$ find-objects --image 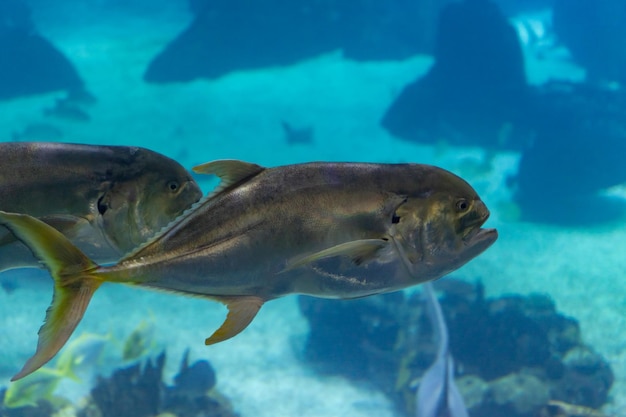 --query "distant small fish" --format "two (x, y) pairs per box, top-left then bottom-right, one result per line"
(63, 89), (98, 106)
(11, 123), (63, 142)
(416, 282), (469, 417)
(122, 318), (157, 362)
(0, 277), (18, 293)
(55, 332), (110, 382)
(2, 368), (64, 408)
(43, 101), (91, 122)
(281, 121), (314, 145)
(3, 331), (109, 408)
